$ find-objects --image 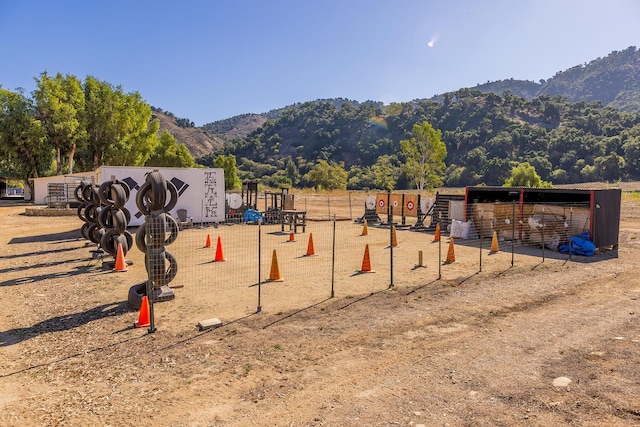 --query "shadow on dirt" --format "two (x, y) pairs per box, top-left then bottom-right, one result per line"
(0, 264), (103, 287)
(263, 298), (332, 329)
(434, 236), (618, 264)
(0, 258), (89, 276)
(0, 301), (129, 348)
(338, 288), (389, 311)
(9, 230), (81, 244)
(0, 246), (81, 260)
